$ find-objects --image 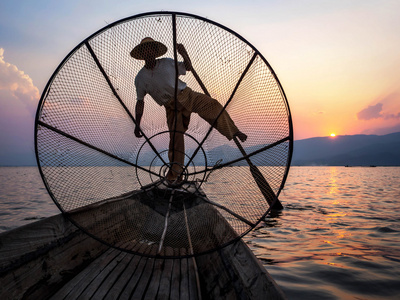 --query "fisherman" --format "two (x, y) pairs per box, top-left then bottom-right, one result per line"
(131, 37), (247, 183)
